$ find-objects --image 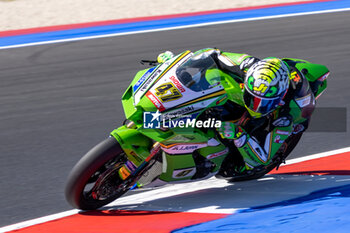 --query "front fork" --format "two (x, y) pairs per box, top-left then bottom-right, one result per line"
(110, 123), (159, 181)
